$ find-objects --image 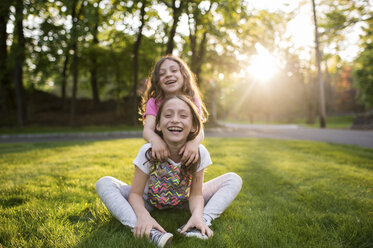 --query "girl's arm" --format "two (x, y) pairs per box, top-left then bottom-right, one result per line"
(143, 115), (170, 161)
(129, 167), (166, 238)
(179, 128), (204, 165)
(179, 169), (213, 237)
